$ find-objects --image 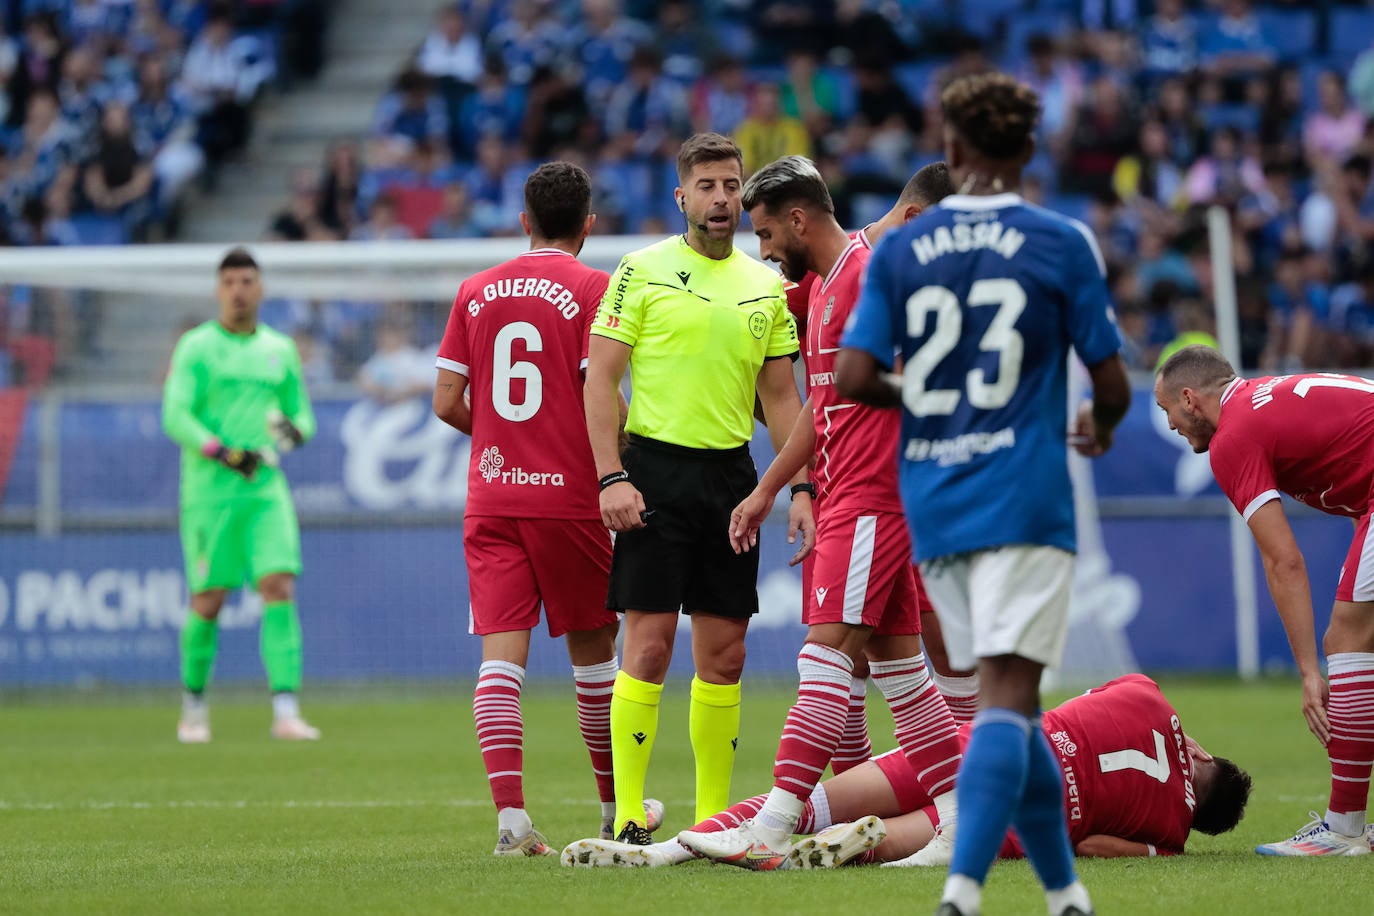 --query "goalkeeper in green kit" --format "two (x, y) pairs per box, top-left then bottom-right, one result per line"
(162, 247), (320, 743)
